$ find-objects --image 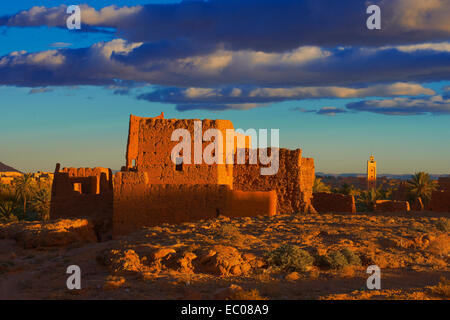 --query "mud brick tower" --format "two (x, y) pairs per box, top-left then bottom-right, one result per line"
(367, 155), (377, 190)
